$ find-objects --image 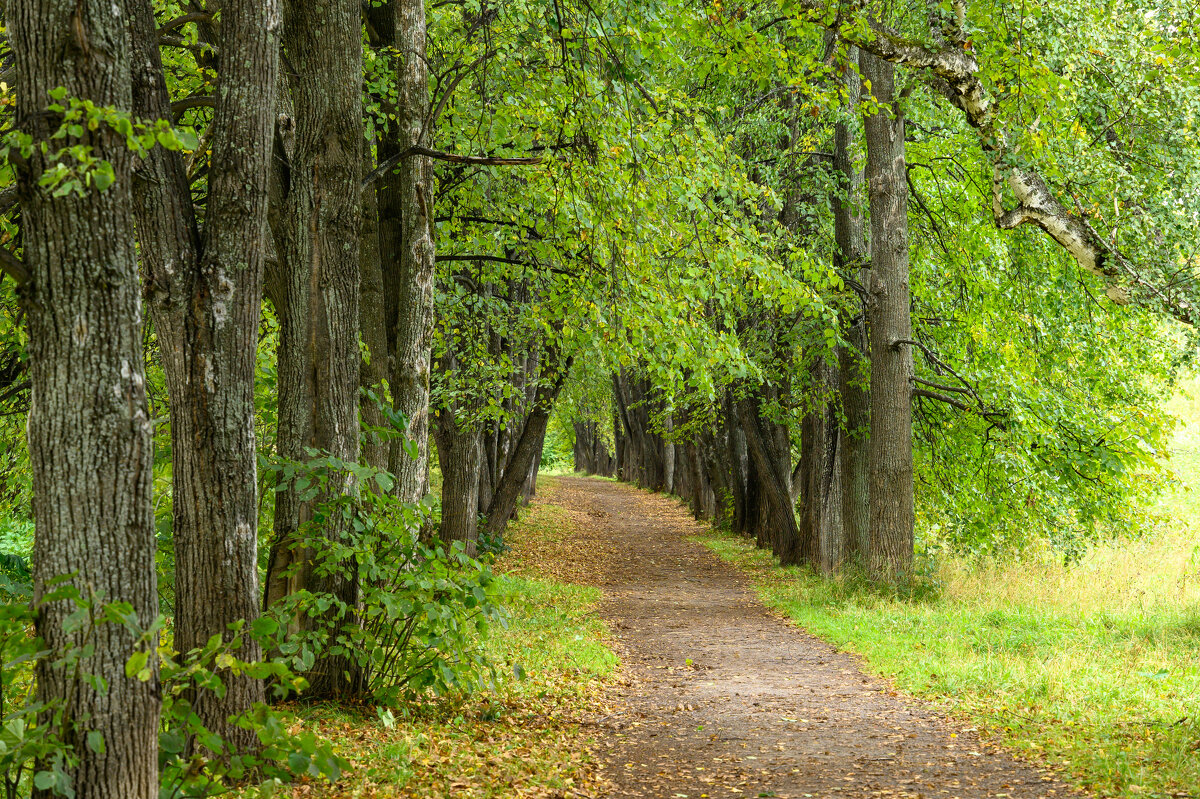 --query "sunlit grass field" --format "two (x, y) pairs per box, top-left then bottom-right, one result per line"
(697, 383), (1200, 799)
